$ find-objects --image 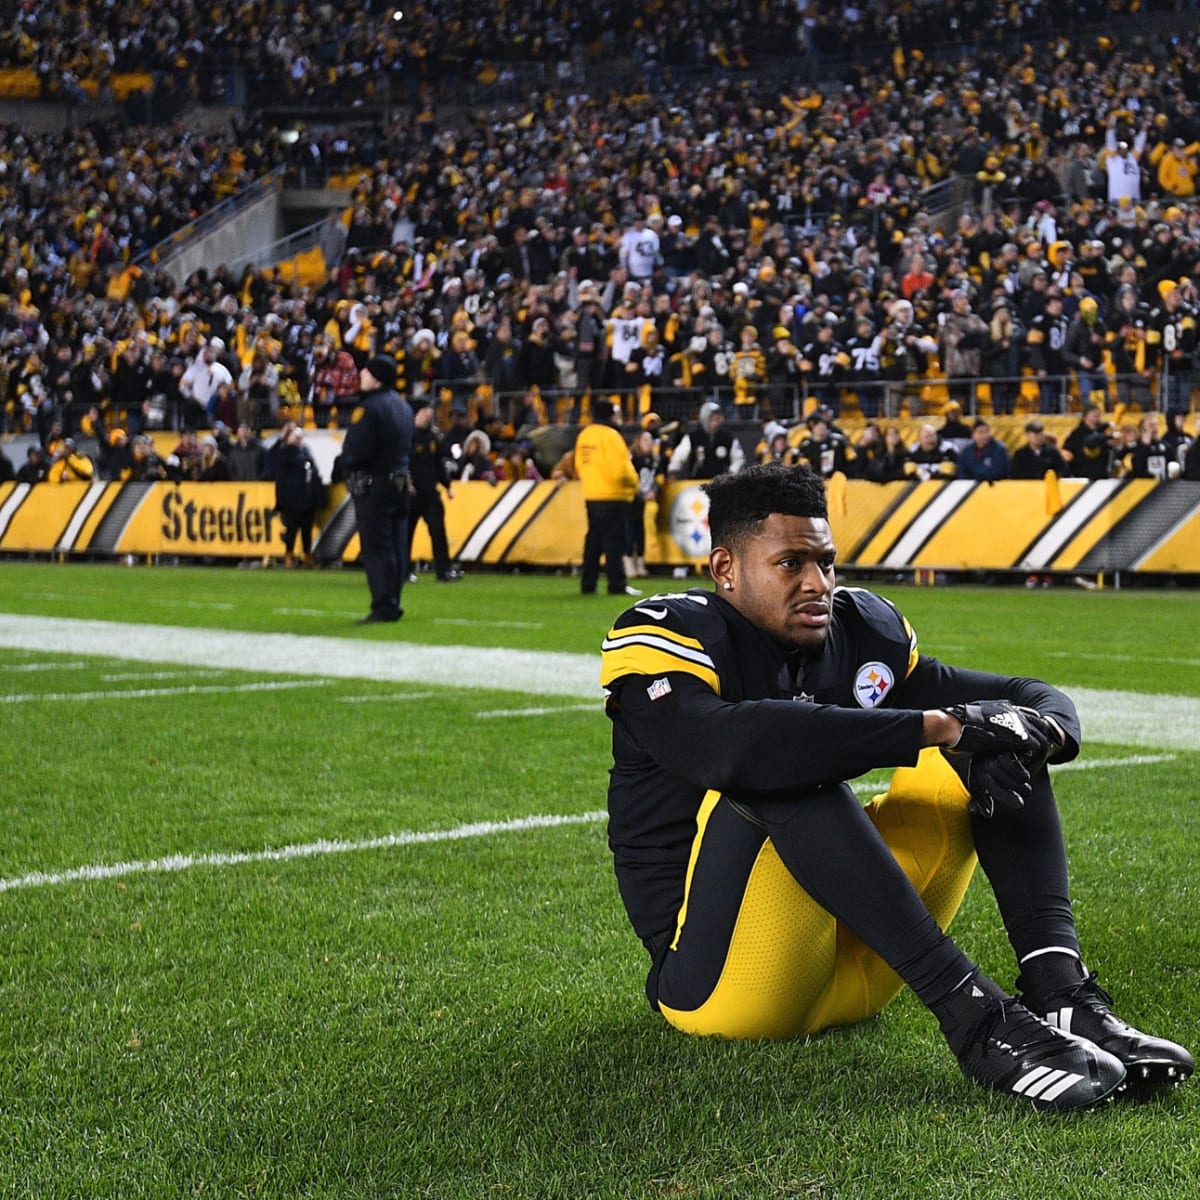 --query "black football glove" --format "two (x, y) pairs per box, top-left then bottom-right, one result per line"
(1011, 706), (1068, 772)
(967, 753), (1032, 819)
(944, 700), (1044, 757)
